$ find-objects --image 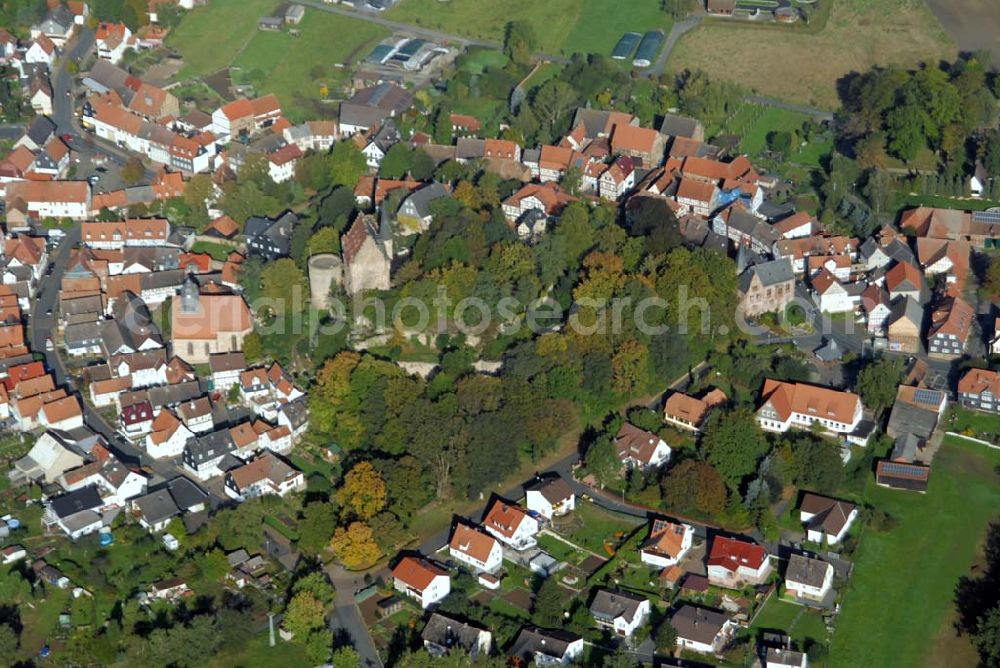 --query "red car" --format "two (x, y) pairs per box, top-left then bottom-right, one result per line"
(60, 134), (73, 143)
